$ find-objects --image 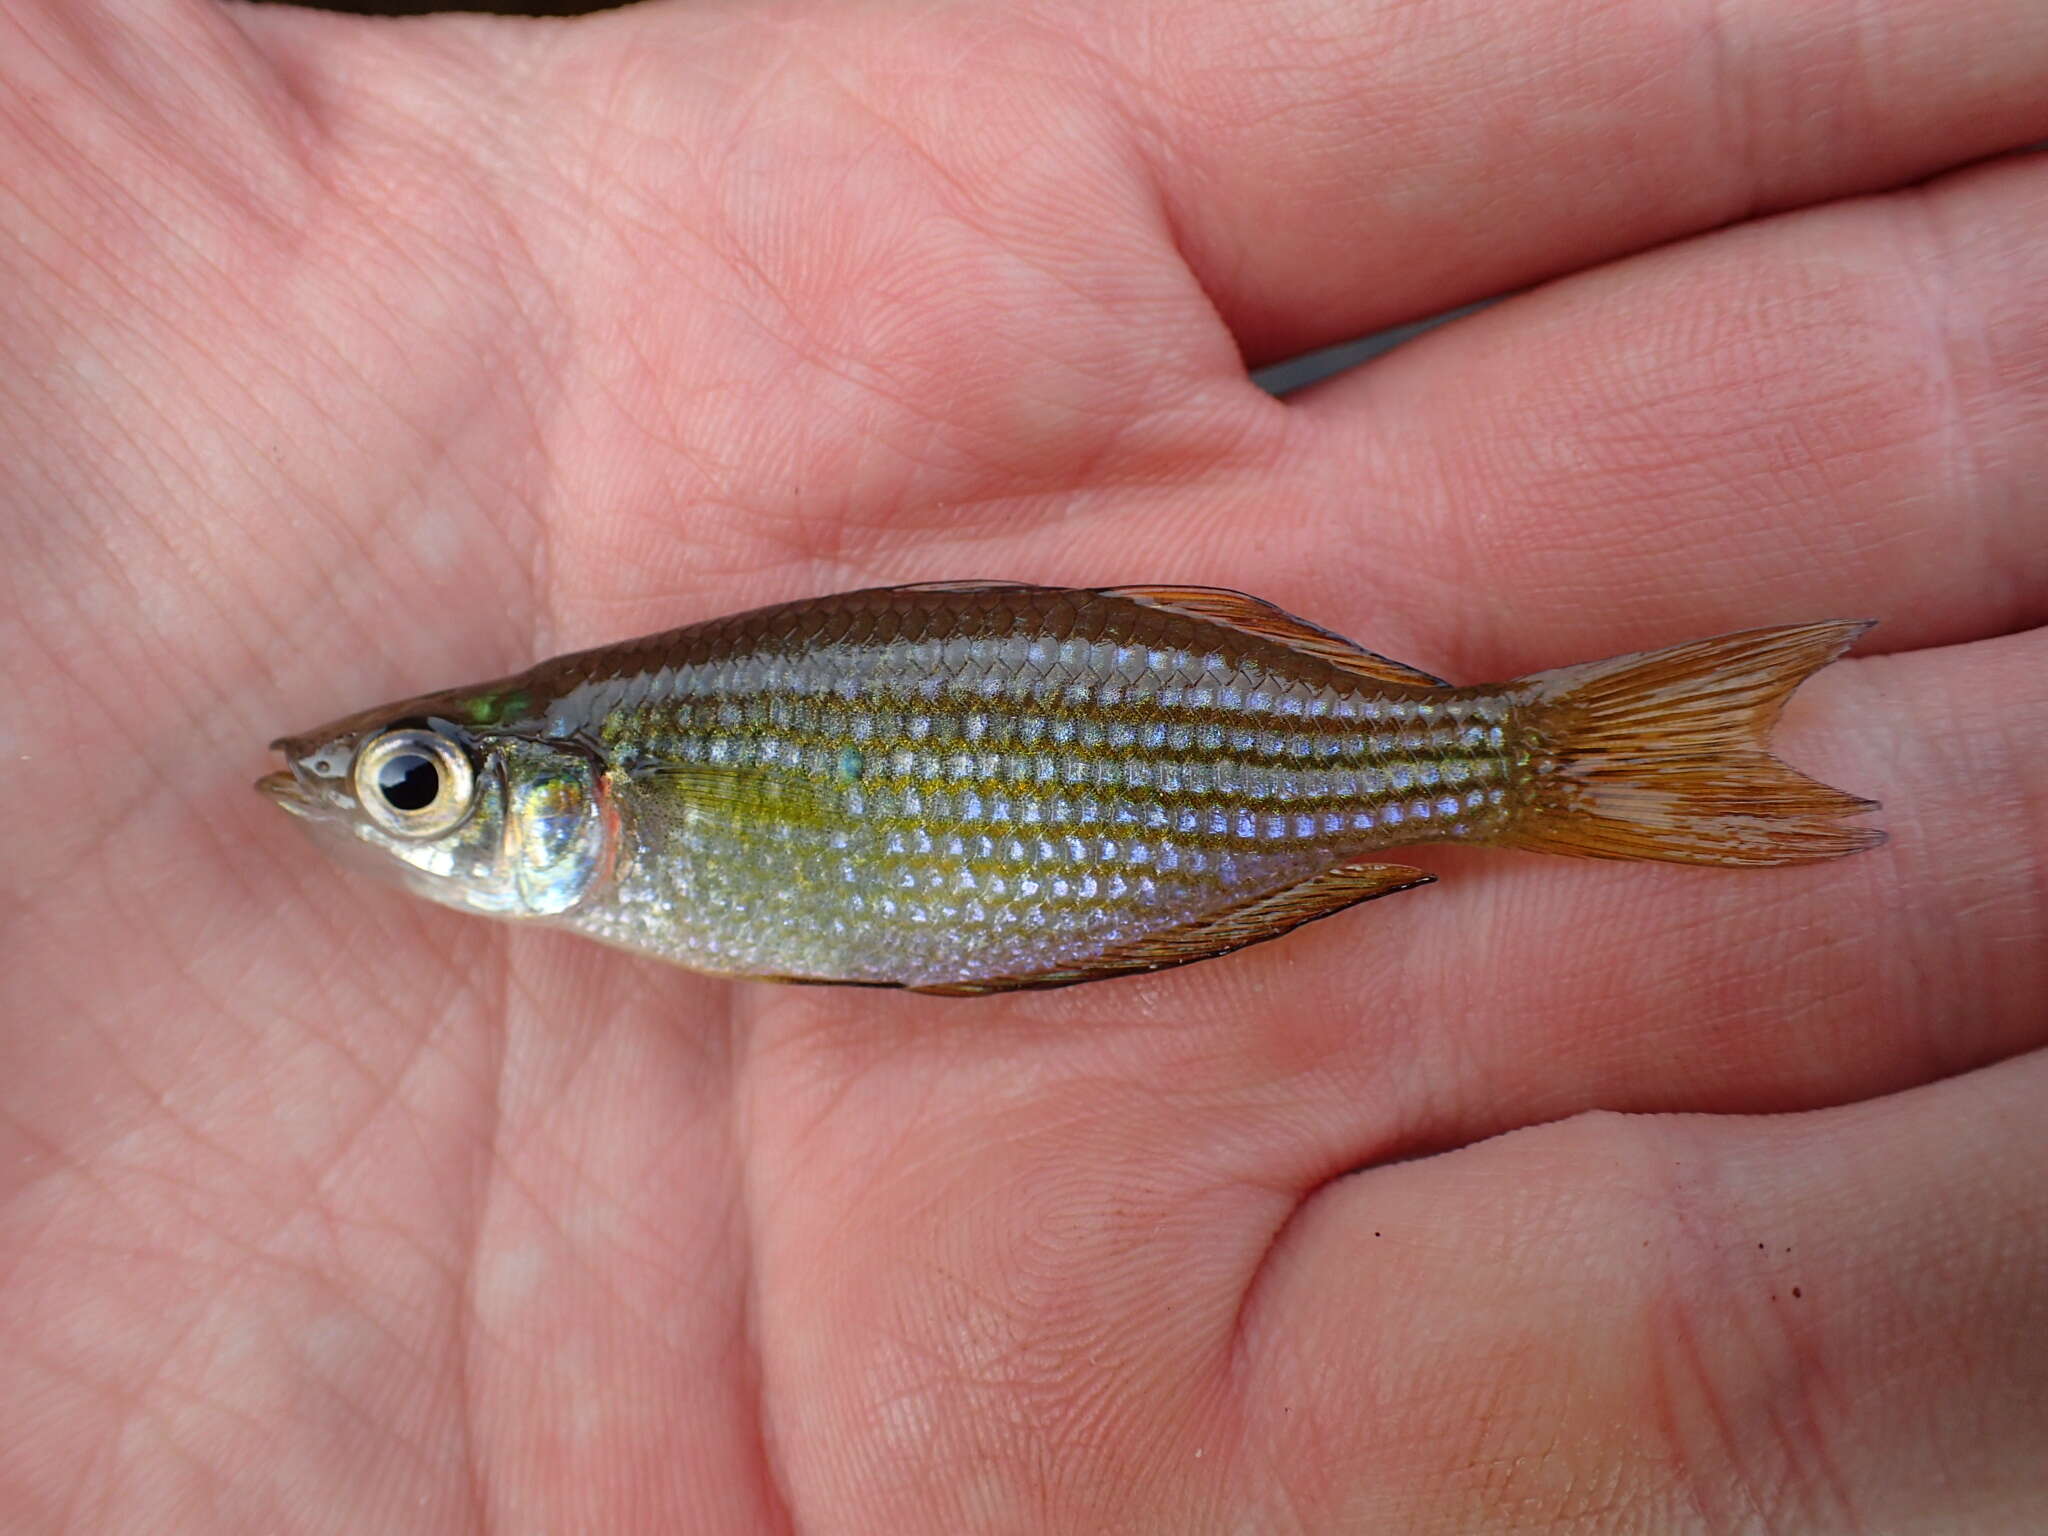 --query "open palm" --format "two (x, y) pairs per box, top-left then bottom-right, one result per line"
(5, 0), (2046, 1529)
